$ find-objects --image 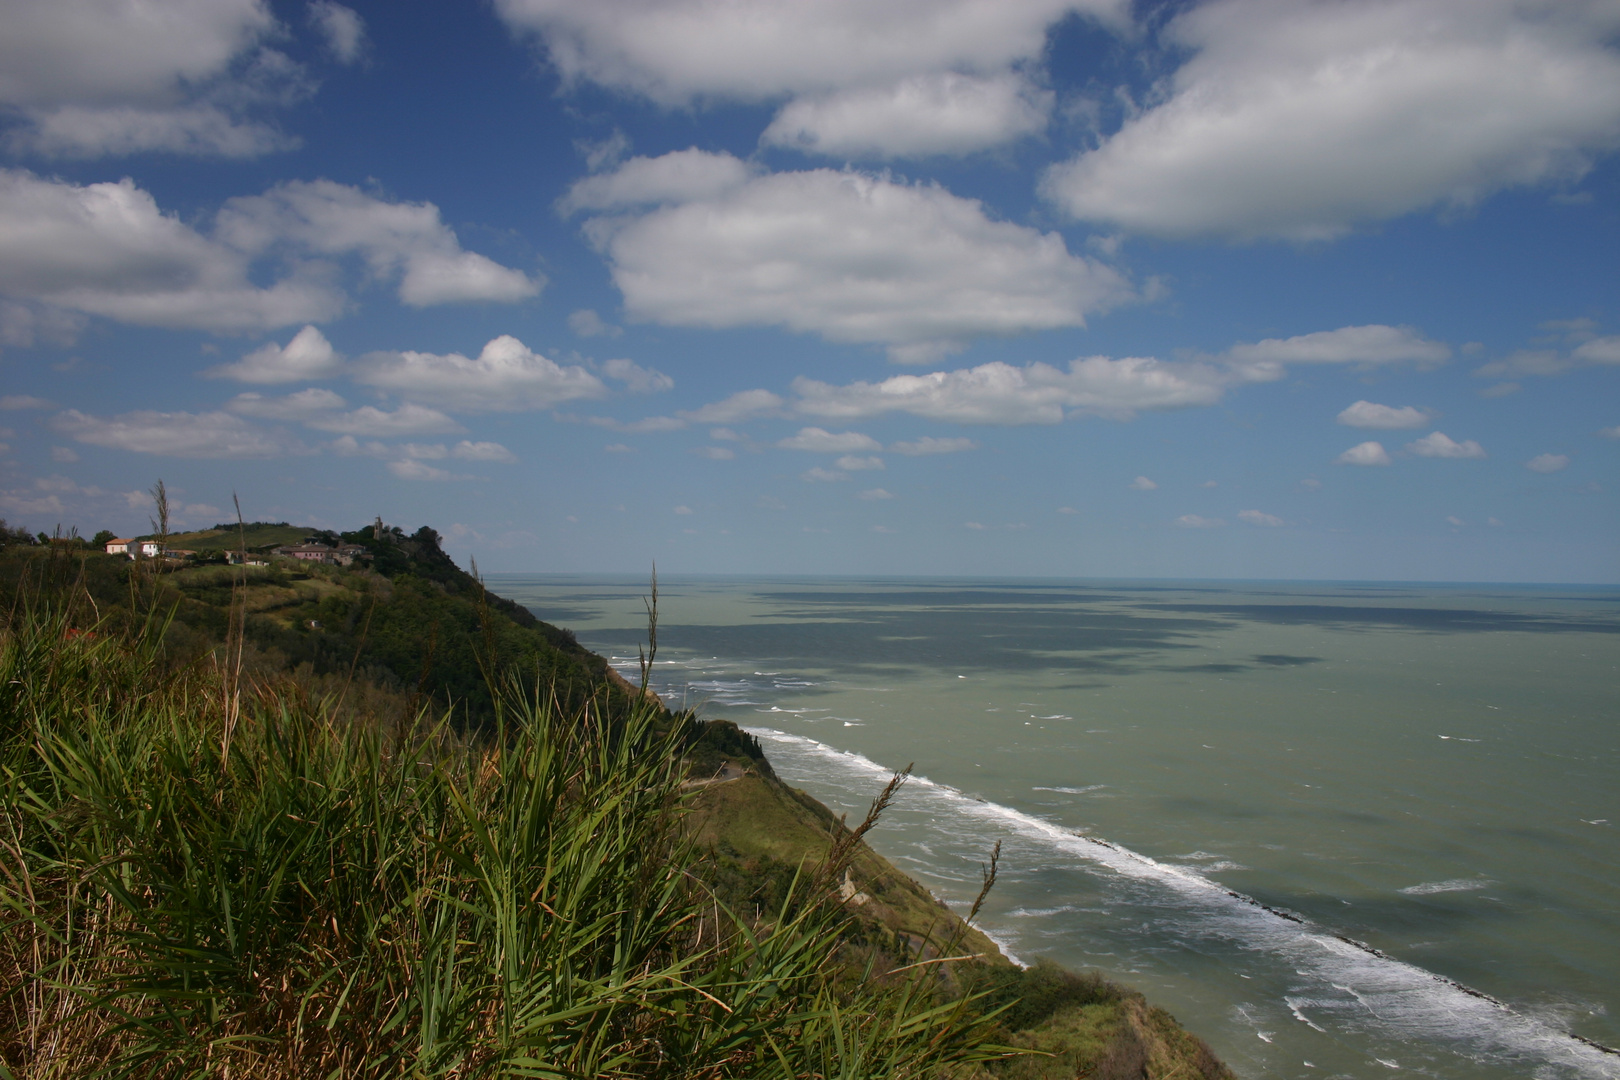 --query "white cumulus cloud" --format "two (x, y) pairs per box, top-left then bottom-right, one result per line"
(575, 154), (1135, 360)
(308, 1), (365, 64)
(601, 357), (674, 393)
(1225, 325), (1449, 382)
(835, 455), (884, 471)
(677, 389), (785, 424)
(50, 407), (292, 457)
(1337, 399), (1432, 429)
(793, 355), (1224, 425)
(1237, 509), (1284, 527)
(1042, 0), (1620, 240)
(0, 172), (537, 333)
(1175, 514), (1224, 529)
(226, 387), (346, 420)
(206, 324), (343, 383)
(1407, 431), (1486, 459)
(560, 148), (756, 213)
(217, 179), (540, 307)
(777, 427), (883, 453)
(493, 0), (1126, 105)
(388, 458), (472, 482)
(567, 308), (620, 337)
(1525, 453), (1569, 473)
(858, 487), (894, 500)
(304, 403), (463, 437)
(889, 435), (977, 455)
(1573, 336), (1620, 364)
(0, 0), (304, 158)
(761, 72), (1052, 158)
(452, 440), (517, 463)
(1129, 475), (1157, 491)
(356, 335), (605, 412)
(1336, 441), (1393, 466)
(0, 170), (340, 331)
